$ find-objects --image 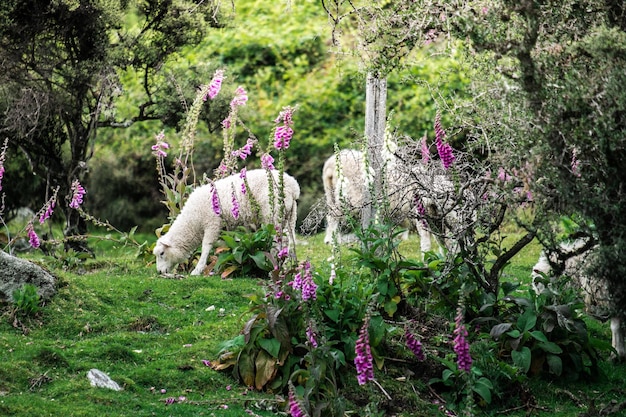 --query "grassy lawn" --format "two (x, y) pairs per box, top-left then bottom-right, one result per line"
(1, 231), (625, 416)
